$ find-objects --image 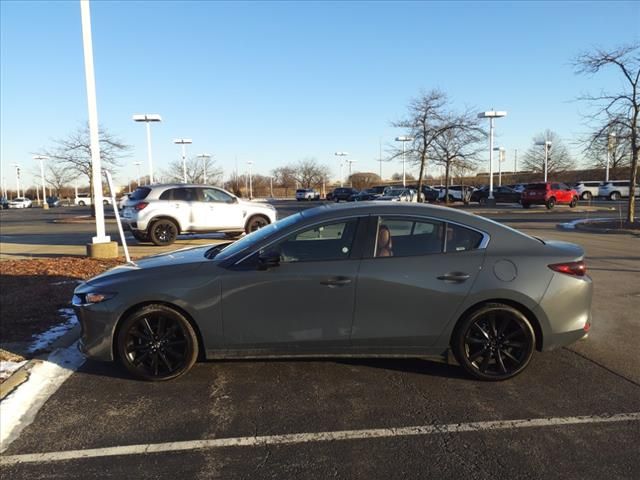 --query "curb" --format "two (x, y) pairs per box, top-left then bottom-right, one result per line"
(556, 218), (640, 236)
(52, 215), (116, 224)
(0, 324), (81, 401)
